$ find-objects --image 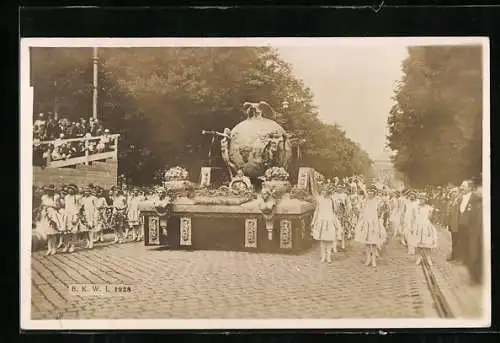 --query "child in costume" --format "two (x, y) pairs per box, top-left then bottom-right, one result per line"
(311, 186), (343, 263)
(354, 185), (387, 267)
(415, 195), (438, 266)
